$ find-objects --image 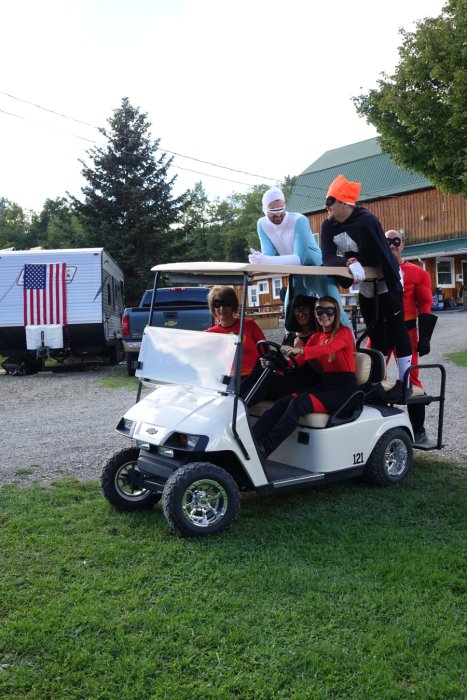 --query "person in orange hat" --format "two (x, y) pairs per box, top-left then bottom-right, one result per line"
(321, 174), (413, 404)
